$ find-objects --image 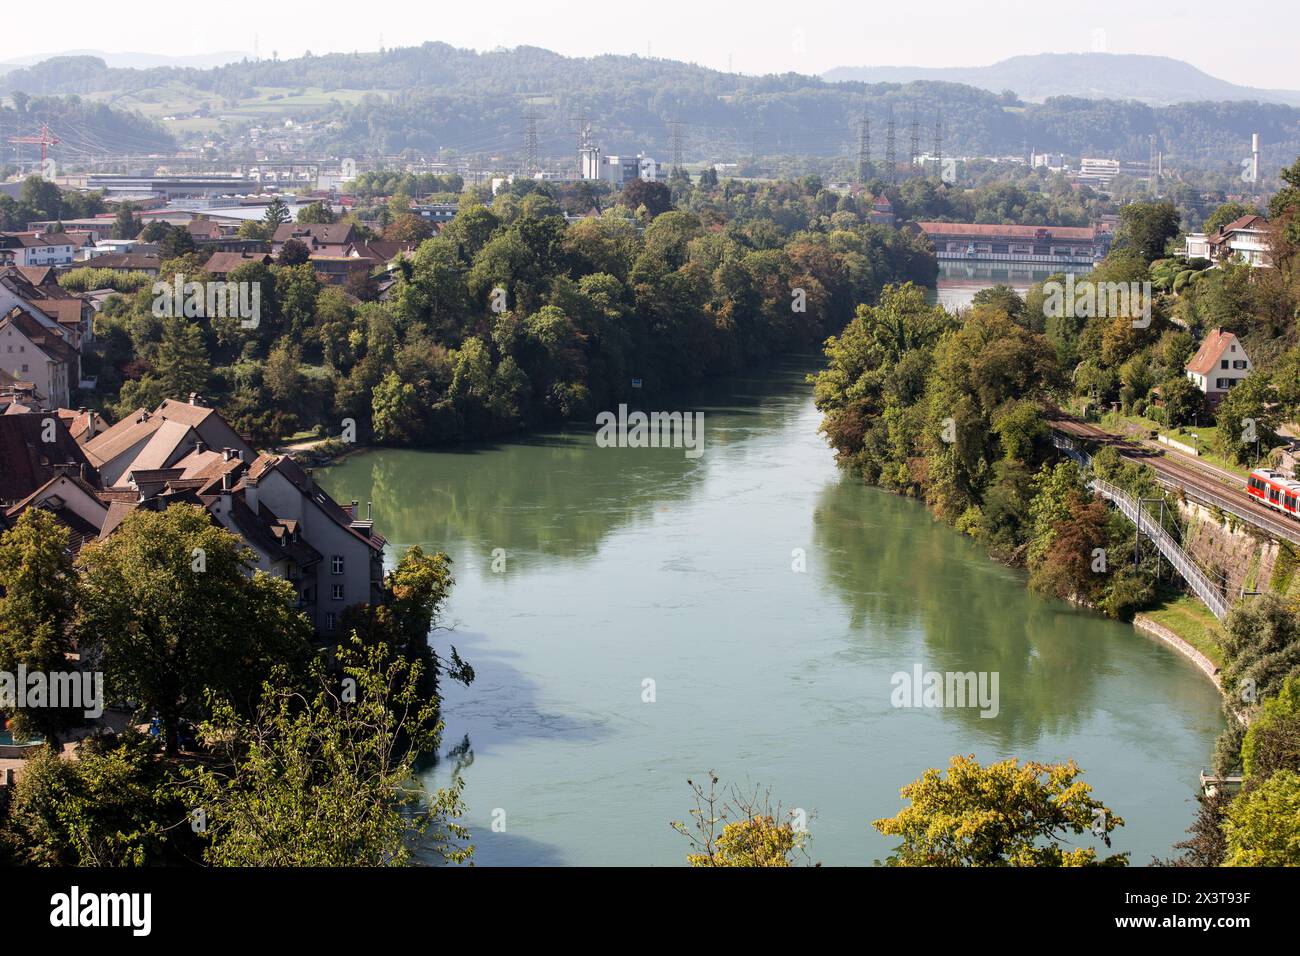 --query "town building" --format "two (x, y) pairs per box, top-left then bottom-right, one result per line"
(915, 222), (1110, 263)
